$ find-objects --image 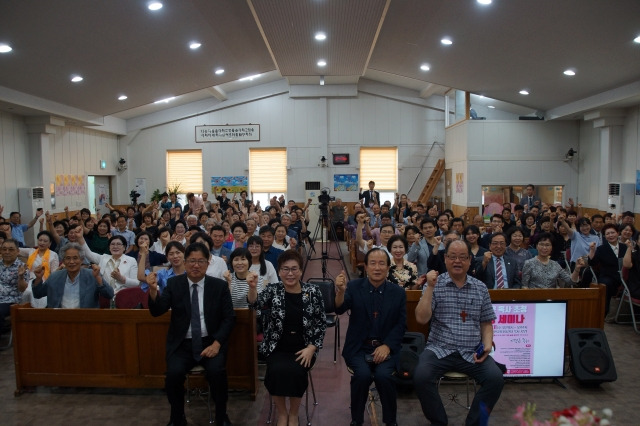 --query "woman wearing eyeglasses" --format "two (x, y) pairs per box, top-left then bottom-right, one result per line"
(522, 233), (584, 288)
(247, 250), (326, 426)
(79, 234), (139, 293)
